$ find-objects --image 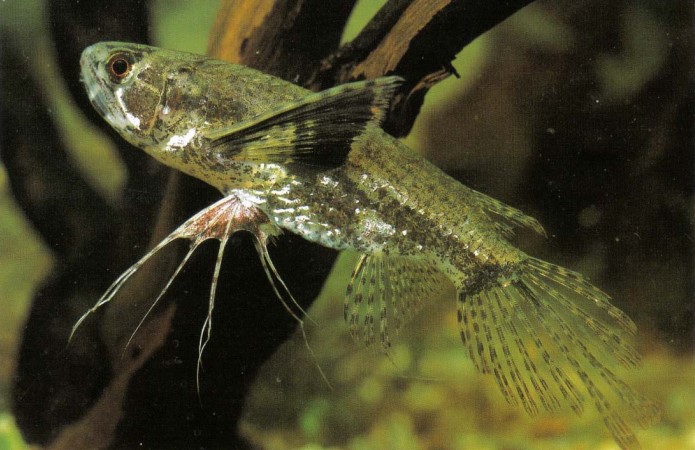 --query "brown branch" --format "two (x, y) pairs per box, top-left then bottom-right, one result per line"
(310, 0), (414, 83)
(310, 0), (535, 135)
(208, 0), (357, 81)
